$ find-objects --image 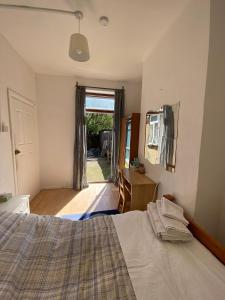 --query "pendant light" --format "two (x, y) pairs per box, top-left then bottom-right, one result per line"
(69, 11), (90, 62)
